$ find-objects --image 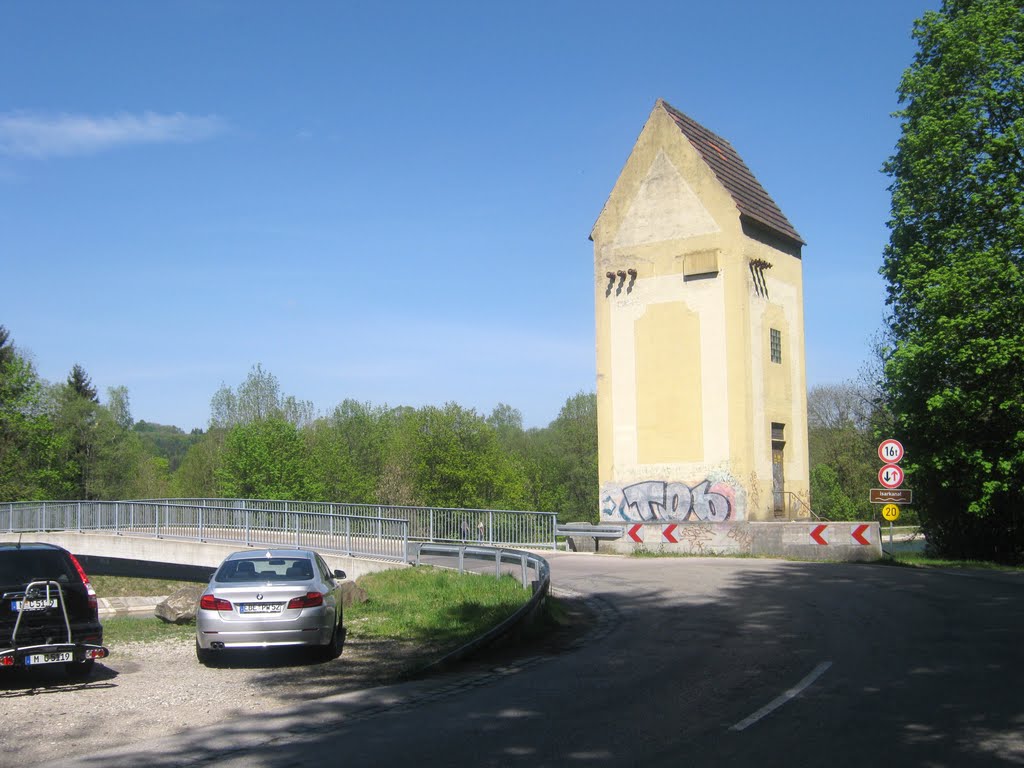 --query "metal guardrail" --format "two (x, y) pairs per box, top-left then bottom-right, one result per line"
(555, 523), (624, 540)
(412, 542), (550, 590)
(136, 498), (558, 549)
(1, 500), (410, 563)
